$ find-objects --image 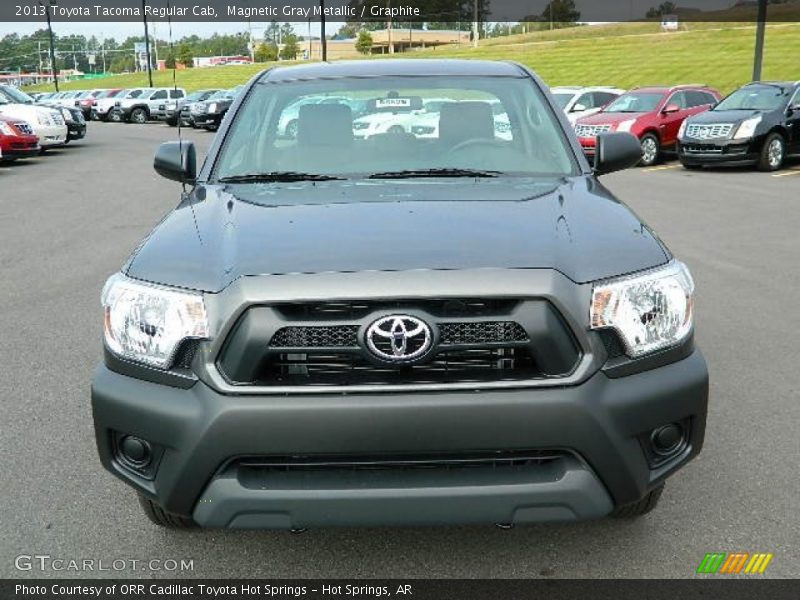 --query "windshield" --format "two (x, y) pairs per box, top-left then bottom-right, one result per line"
(215, 75), (575, 182)
(714, 85), (792, 111)
(0, 85), (34, 104)
(551, 93), (574, 109)
(604, 92), (663, 113)
(126, 89), (146, 99)
(208, 90), (233, 100)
